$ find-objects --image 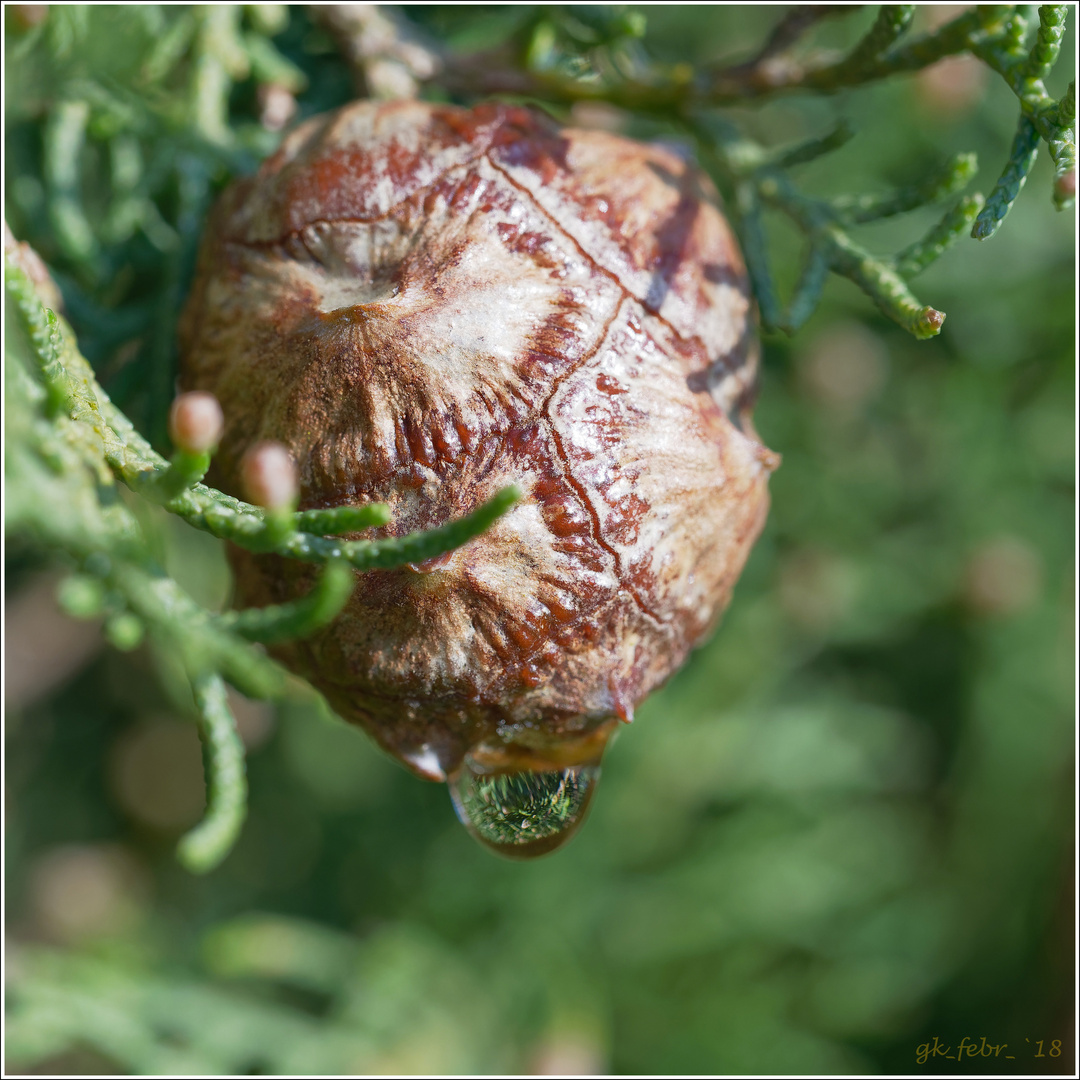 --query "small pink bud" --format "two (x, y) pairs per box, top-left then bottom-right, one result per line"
(1054, 169), (1076, 201)
(241, 441), (298, 510)
(918, 307), (945, 336)
(258, 83), (297, 133)
(168, 392), (224, 454)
